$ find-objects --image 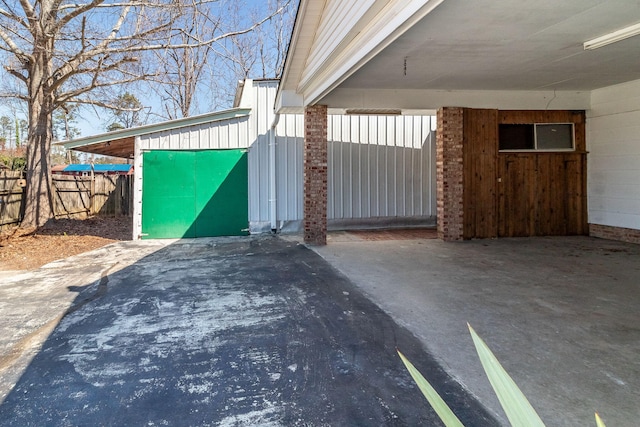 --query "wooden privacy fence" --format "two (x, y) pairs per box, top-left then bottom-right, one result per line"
(1, 172), (133, 228)
(0, 171), (25, 229)
(53, 174), (133, 219)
